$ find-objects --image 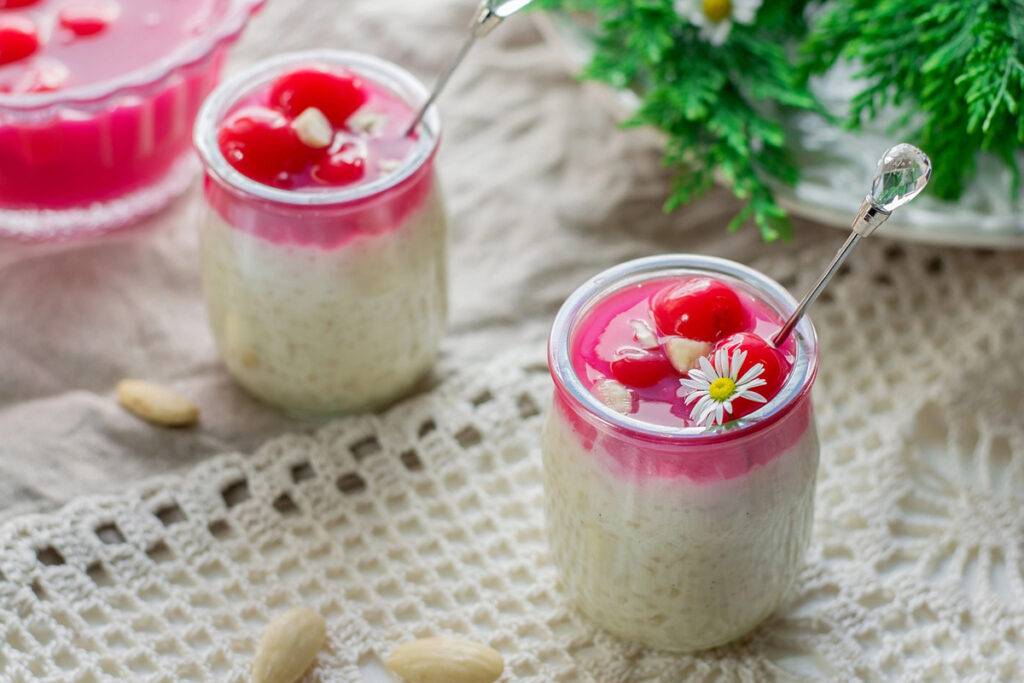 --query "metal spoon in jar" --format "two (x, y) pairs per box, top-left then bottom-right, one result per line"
(772, 143), (932, 347)
(404, 0), (535, 137)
